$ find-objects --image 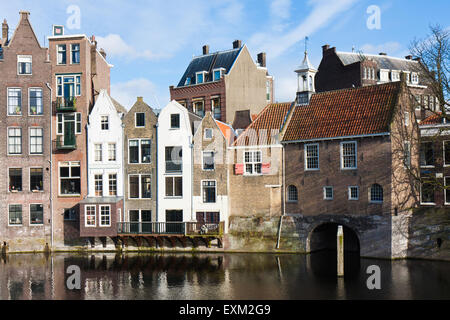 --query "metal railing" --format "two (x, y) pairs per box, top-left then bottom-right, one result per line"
(55, 97), (77, 111)
(117, 221), (224, 236)
(54, 135), (77, 150)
